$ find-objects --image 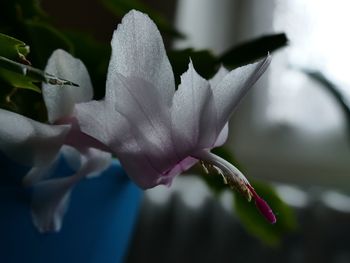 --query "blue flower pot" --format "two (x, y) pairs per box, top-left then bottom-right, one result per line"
(0, 152), (142, 263)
